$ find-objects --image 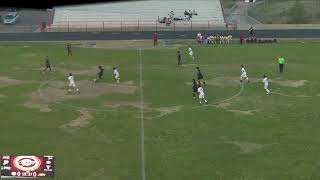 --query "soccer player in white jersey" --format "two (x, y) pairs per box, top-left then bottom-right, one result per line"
(197, 84), (208, 104)
(113, 67), (120, 83)
(188, 47), (195, 61)
(263, 75), (270, 94)
(240, 65), (249, 83)
(68, 73), (80, 93)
